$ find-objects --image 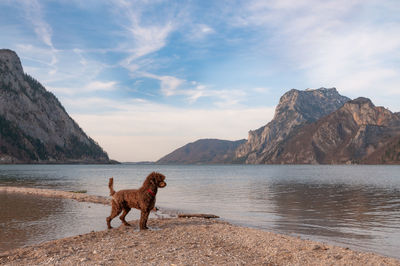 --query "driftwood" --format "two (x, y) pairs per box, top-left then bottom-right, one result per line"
(178, 213), (220, 219)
